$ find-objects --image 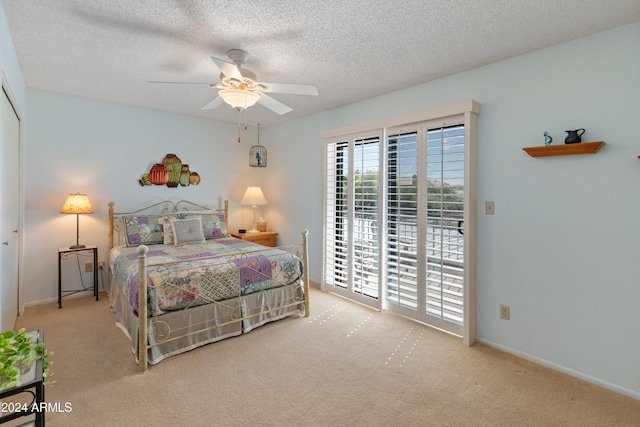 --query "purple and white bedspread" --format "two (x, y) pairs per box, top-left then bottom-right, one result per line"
(110, 237), (303, 316)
